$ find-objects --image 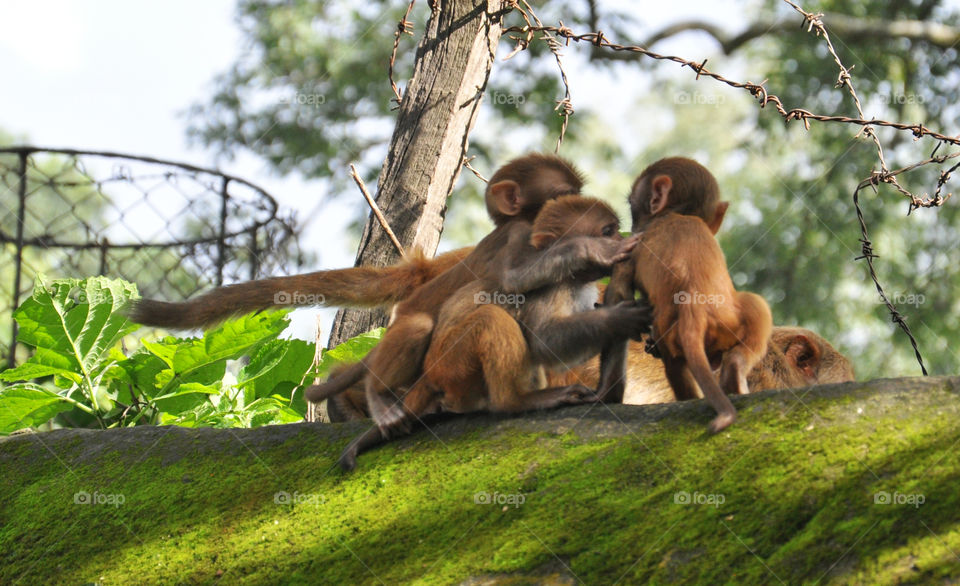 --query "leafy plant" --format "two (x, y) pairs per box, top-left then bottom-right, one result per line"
(0, 276), (384, 434)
